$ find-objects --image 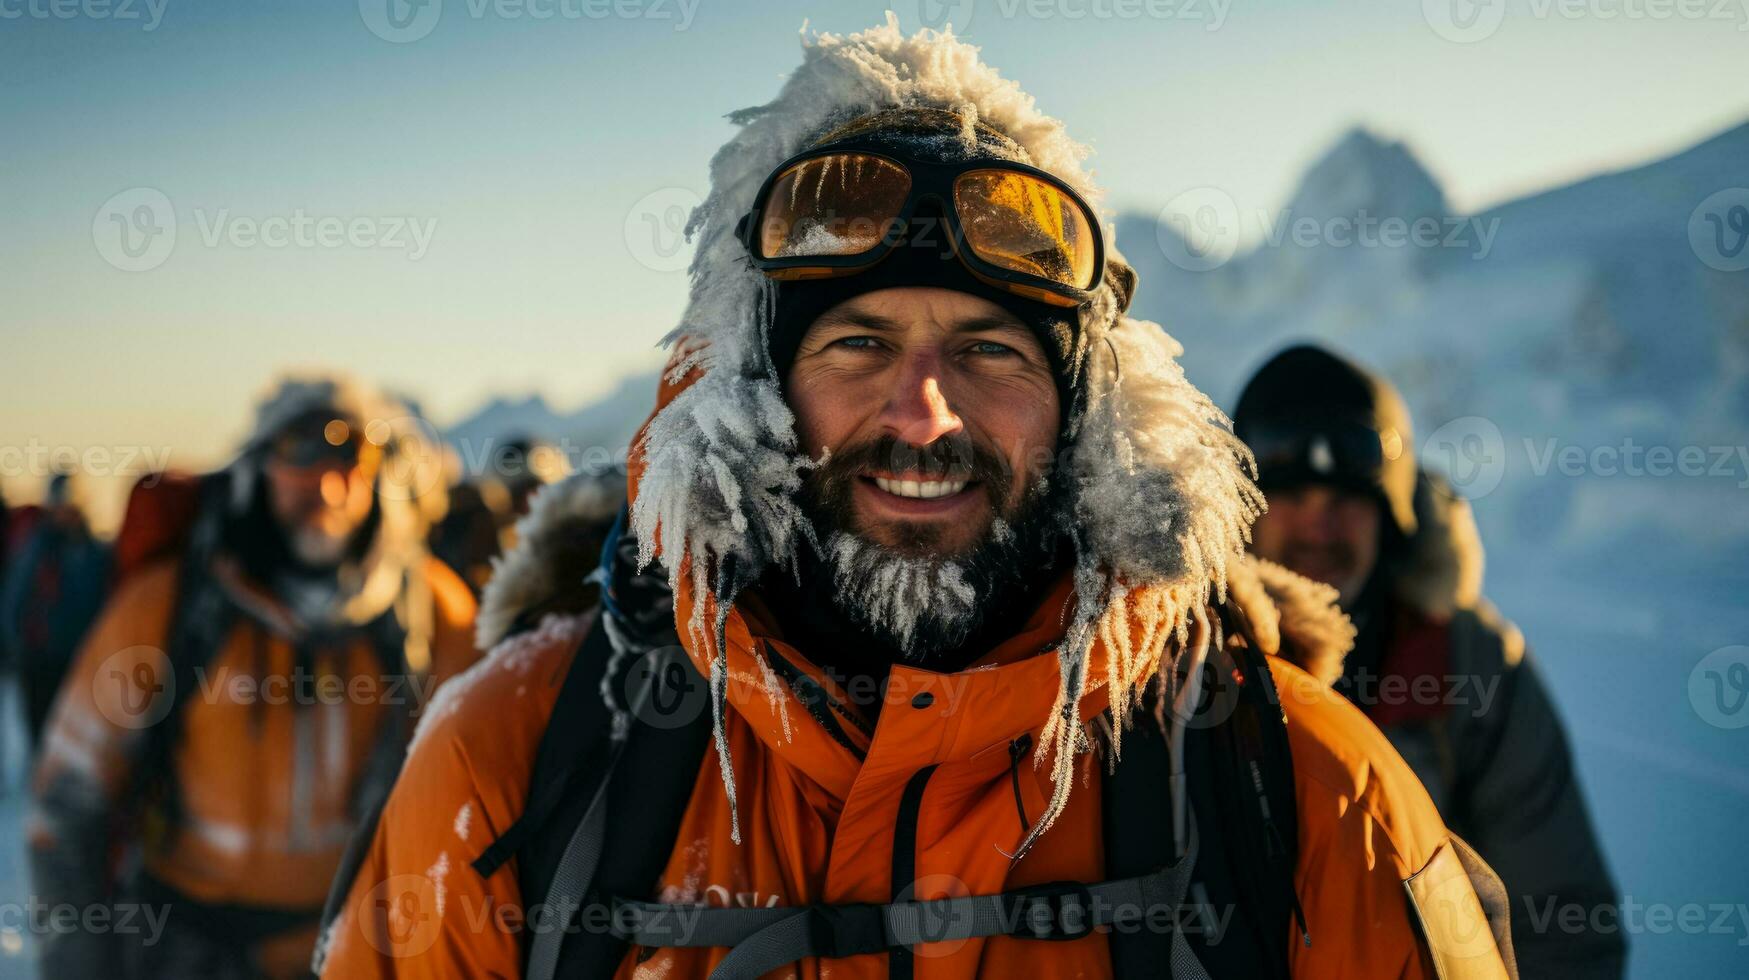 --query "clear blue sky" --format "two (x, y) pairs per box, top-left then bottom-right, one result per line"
(4, 0), (1746, 526)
